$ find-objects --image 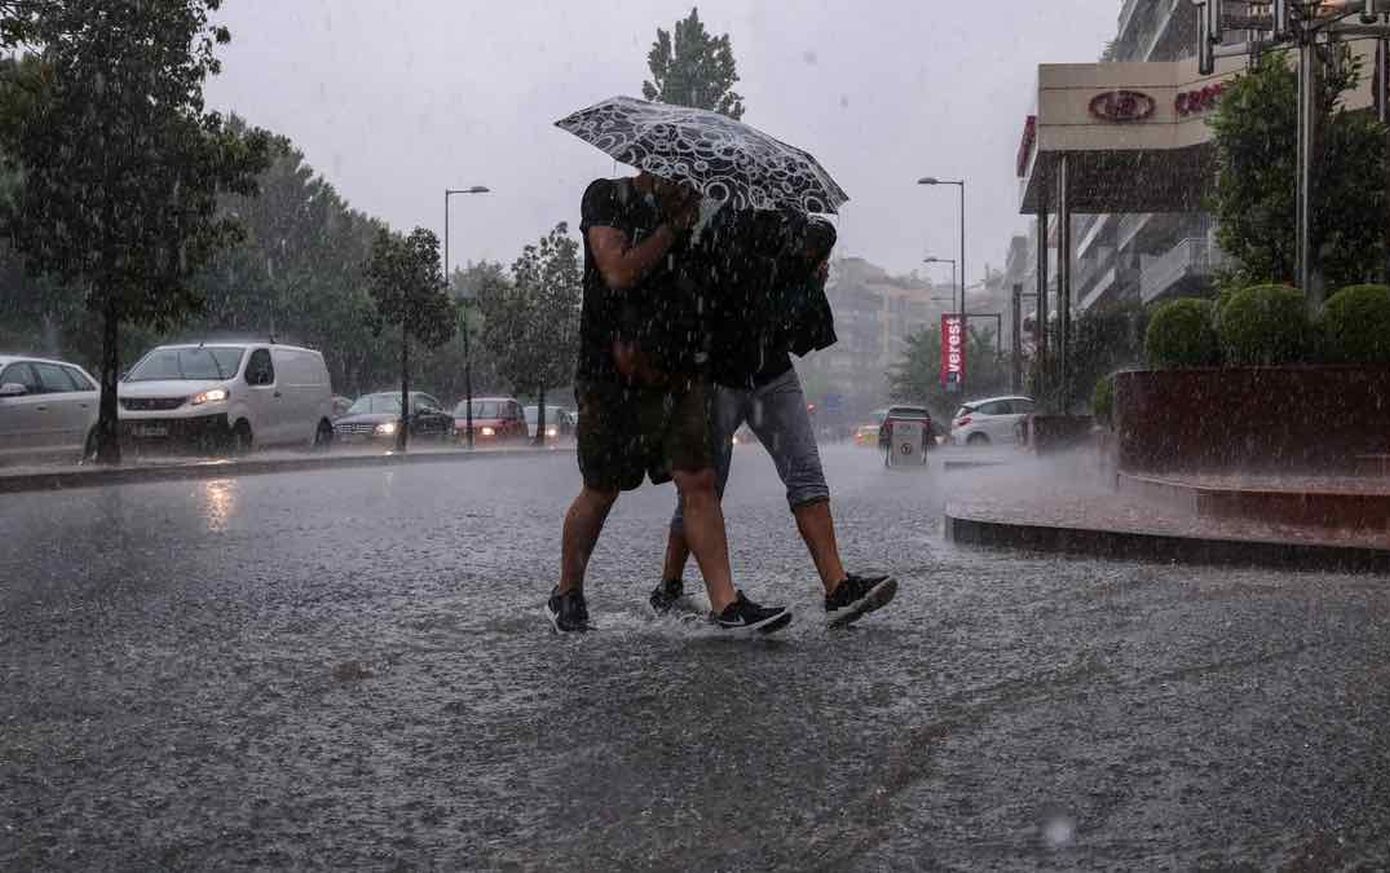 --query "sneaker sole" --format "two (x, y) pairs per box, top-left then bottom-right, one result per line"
(545, 602), (591, 634)
(714, 608), (794, 635)
(826, 576), (899, 628)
